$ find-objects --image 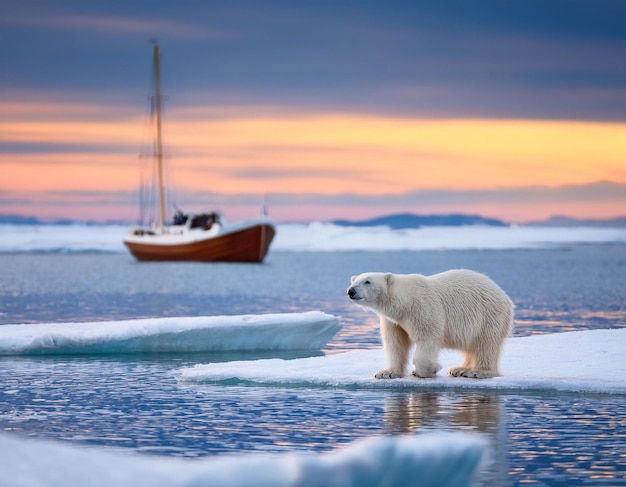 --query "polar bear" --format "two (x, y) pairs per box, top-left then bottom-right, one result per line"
(347, 270), (513, 379)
